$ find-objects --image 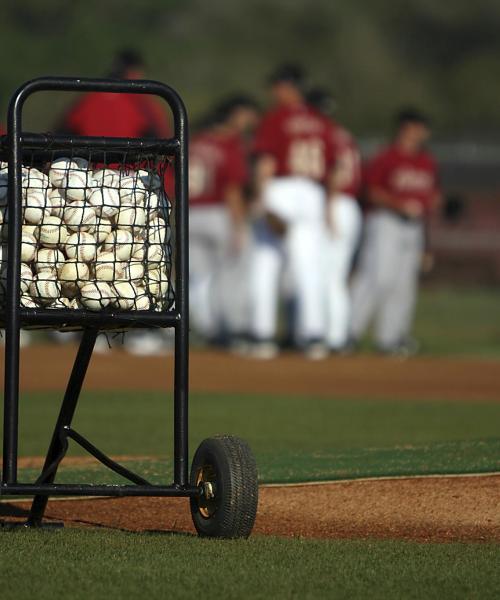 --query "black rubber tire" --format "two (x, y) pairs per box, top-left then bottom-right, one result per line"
(190, 435), (258, 539)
